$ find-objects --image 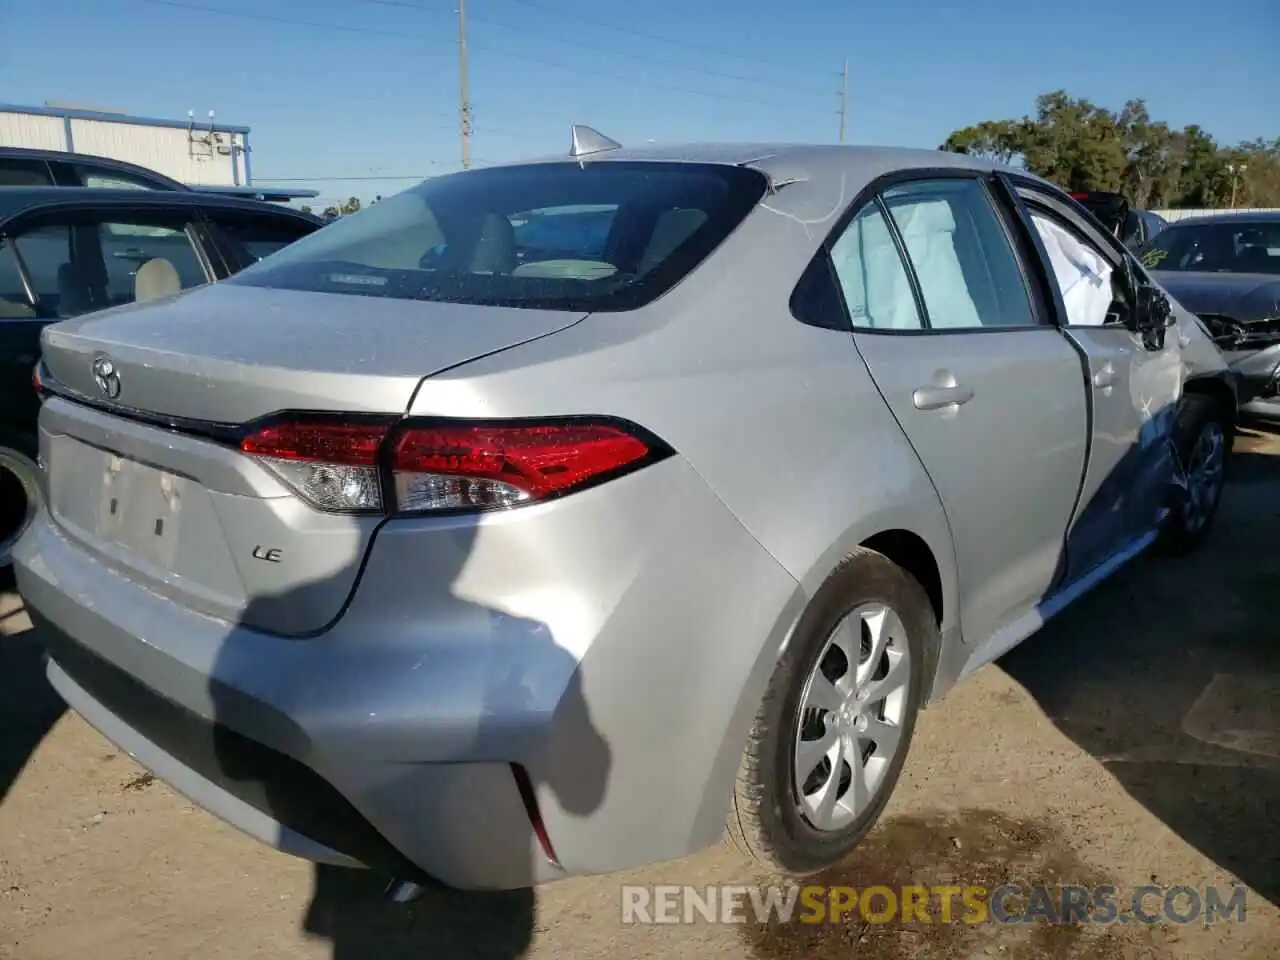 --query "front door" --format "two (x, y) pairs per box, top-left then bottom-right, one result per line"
(1015, 186), (1182, 581)
(827, 175), (1089, 647)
